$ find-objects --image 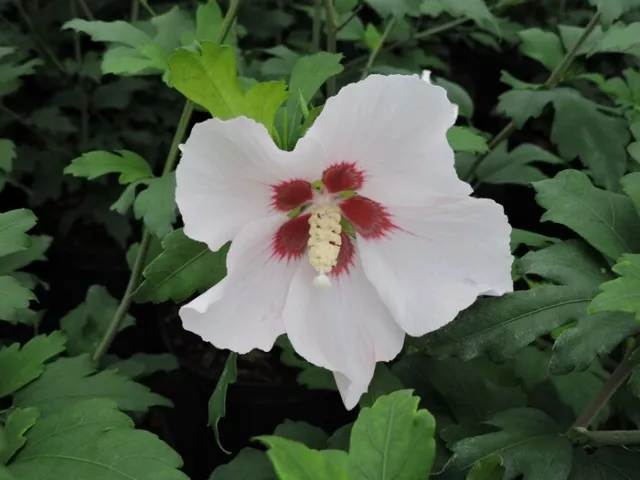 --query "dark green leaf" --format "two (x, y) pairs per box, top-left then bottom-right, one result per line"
(104, 353), (179, 379)
(0, 408), (38, 465)
(510, 228), (559, 252)
(208, 353), (237, 454)
(209, 448), (274, 480)
(590, 22), (640, 56)
(0, 277), (34, 323)
(518, 28), (564, 70)
(569, 447), (640, 479)
(588, 0), (640, 26)
(133, 173), (177, 239)
(359, 363), (404, 408)
(466, 455), (505, 480)
(64, 150), (153, 184)
(0, 236), (51, 274)
(433, 77), (474, 119)
(0, 210), (36, 258)
(589, 254), (640, 318)
(273, 420), (328, 449)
